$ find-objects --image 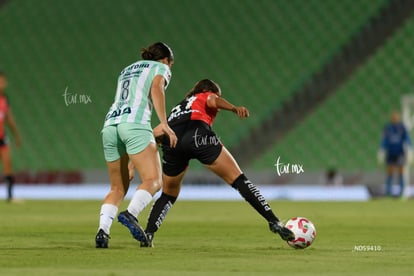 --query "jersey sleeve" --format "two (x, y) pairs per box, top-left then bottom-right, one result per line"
(154, 63), (172, 89)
